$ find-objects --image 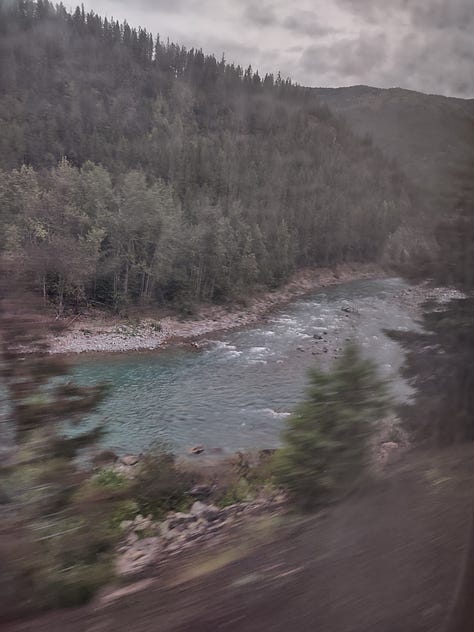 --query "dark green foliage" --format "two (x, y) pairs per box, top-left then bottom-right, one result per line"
(0, 1), (412, 310)
(0, 292), (116, 615)
(388, 150), (474, 445)
(390, 298), (474, 444)
(274, 344), (390, 509)
(213, 451), (276, 508)
(131, 447), (192, 519)
(312, 86), (474, 205)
